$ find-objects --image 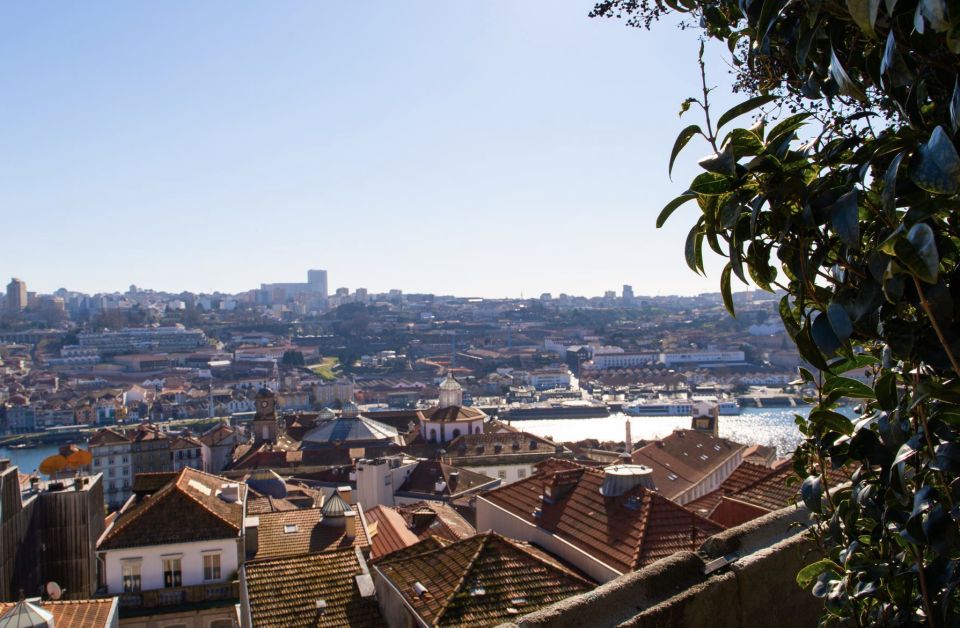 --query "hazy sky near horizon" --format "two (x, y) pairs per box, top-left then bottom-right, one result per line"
(0, 2), (745, 298)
